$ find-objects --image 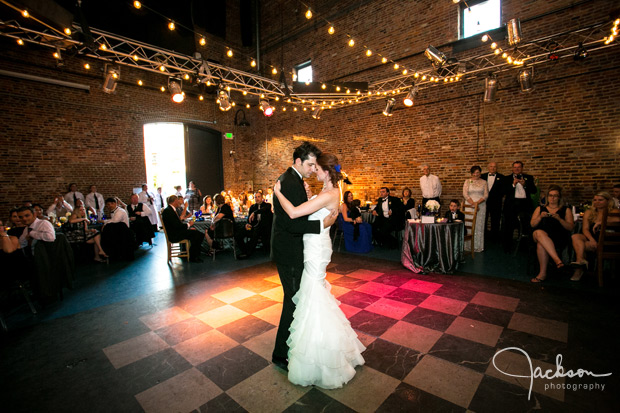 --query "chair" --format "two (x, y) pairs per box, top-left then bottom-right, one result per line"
(463, 202), (479, 258)
(212, 218), (237, 261)
(596, 209), (620, 287)
(159, 211), (190, 263)
(332, 214), (344, 252)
